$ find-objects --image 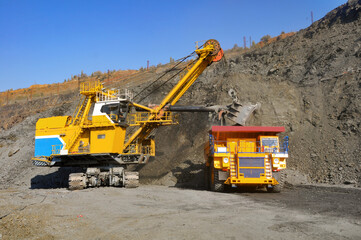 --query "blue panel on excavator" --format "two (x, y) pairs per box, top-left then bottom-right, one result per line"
(34, 136), (62, 157)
